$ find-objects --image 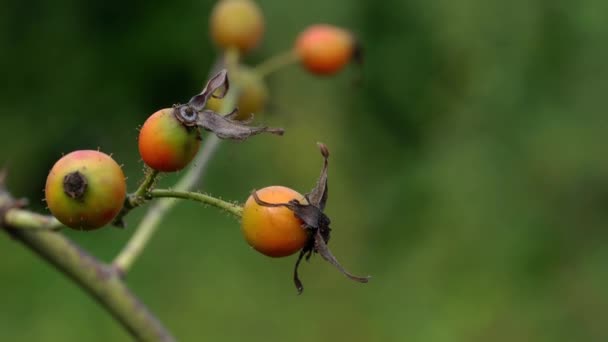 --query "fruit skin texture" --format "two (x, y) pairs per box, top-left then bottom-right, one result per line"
(241, 186), (309, 257)
(45, 150), (126, 230)
(210, 0), (265, 53)
(206, 66), (268, 120)
(138, 108), (201, 172)
(295, 24), (354, 75)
